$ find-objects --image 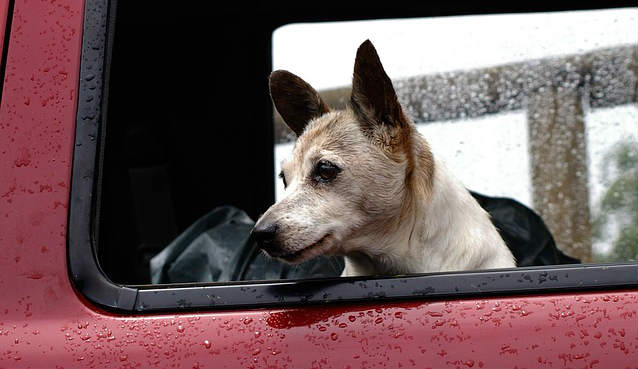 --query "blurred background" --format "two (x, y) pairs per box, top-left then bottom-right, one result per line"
(272, 8), (638, 264)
